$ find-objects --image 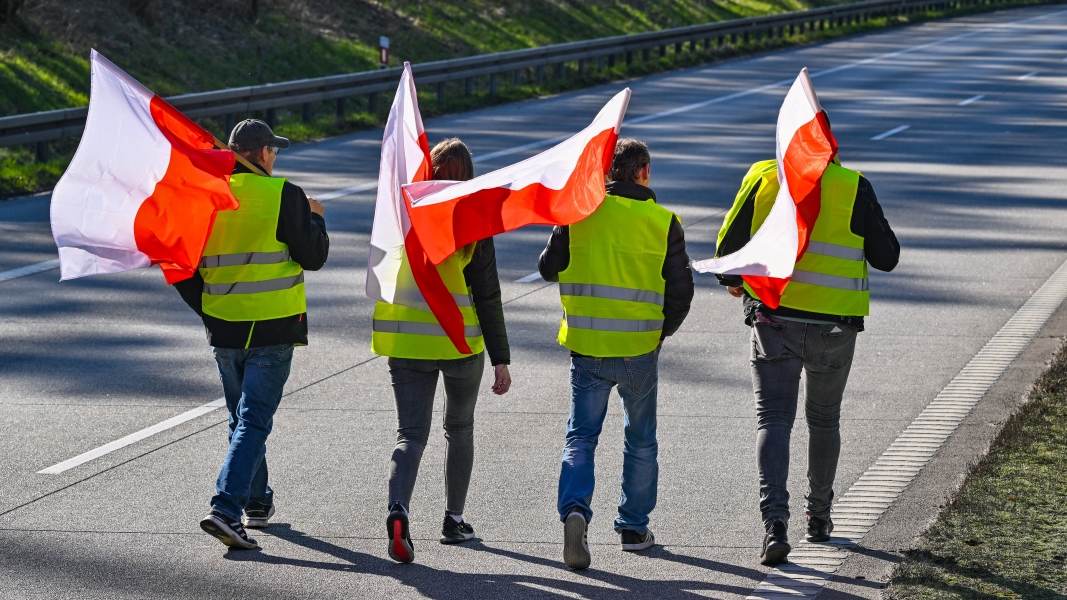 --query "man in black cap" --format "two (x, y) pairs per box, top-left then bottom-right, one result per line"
(174, 119), (329, 549)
